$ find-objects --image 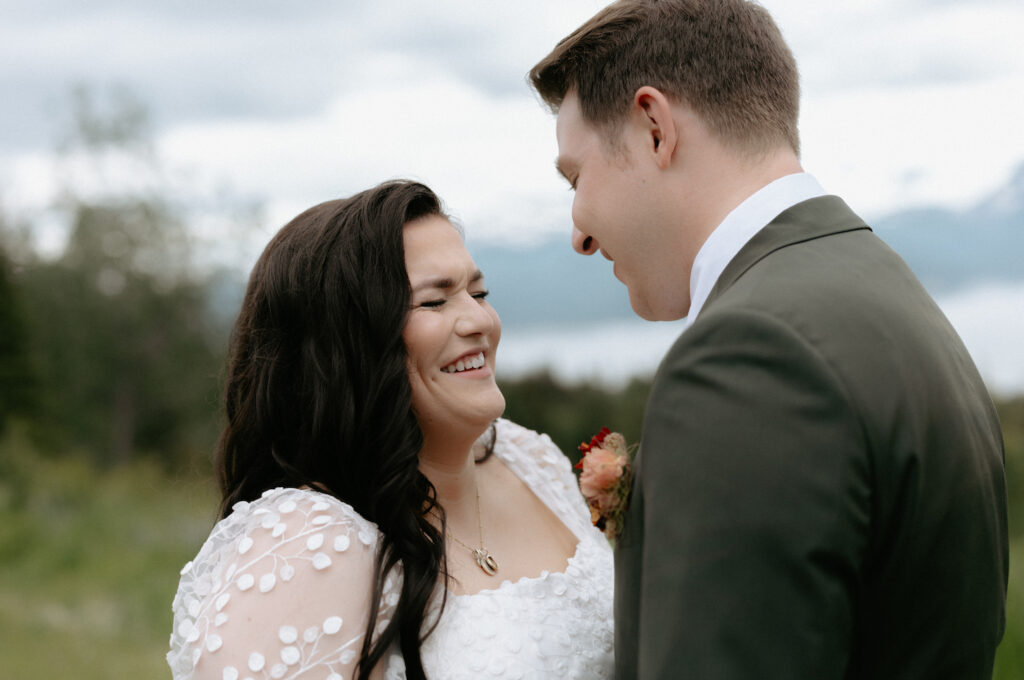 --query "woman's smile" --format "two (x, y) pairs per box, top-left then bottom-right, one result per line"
(441, 350), (489, 374)
(403, 215), (505, 433)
